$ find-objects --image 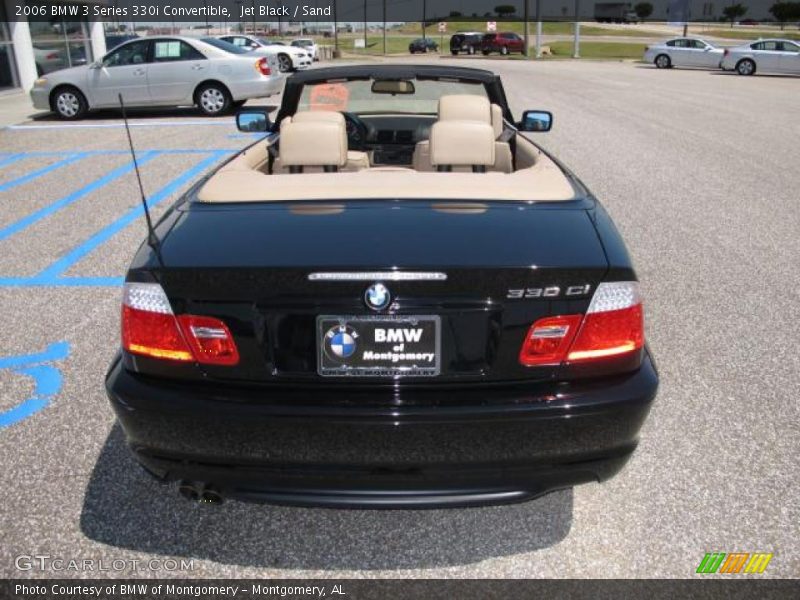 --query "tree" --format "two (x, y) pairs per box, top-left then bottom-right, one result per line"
(449, 11), (463, 18)
(495, 5), (517, 18)
(634, 2), (654, 19)
(770, 2), (800, 29)
(722, 3), (748, 27)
